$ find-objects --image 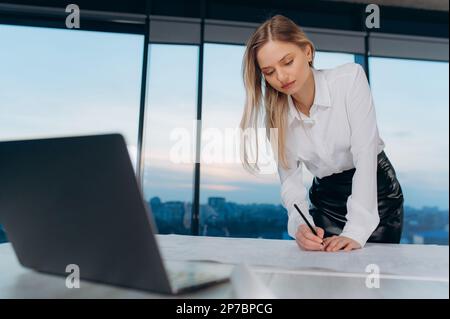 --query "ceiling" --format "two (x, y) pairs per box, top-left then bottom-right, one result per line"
(324, 0), (449, 11)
